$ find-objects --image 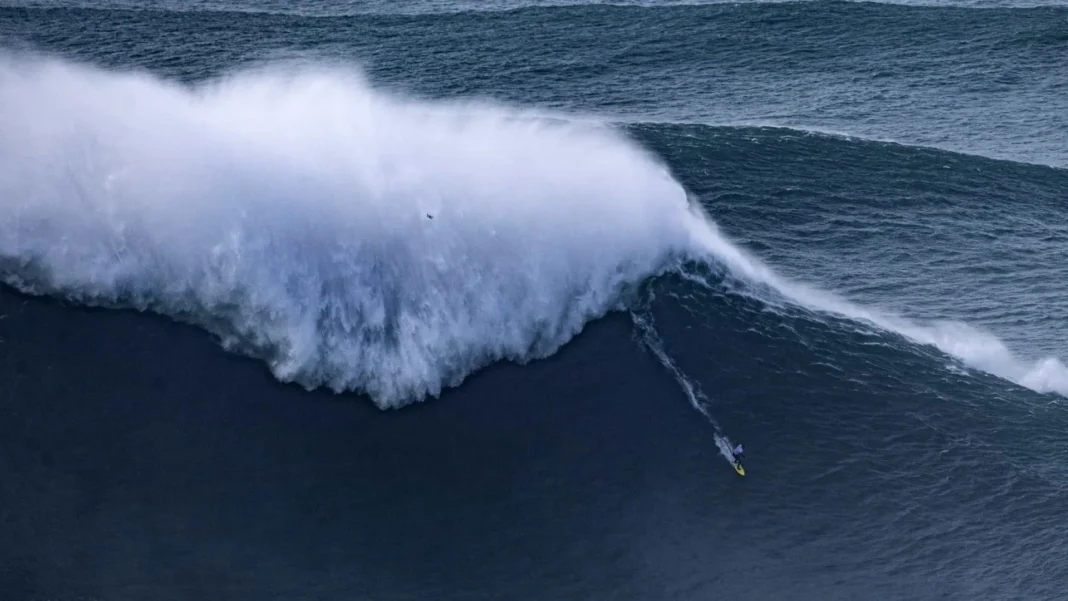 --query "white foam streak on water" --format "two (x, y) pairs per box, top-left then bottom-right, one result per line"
(630, 308), (739, 464)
